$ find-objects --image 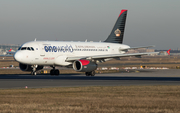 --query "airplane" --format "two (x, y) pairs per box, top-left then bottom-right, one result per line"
(14, 9), (158, 76)
(6, 49), (16, 55)
(0, 49), (16, 56)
